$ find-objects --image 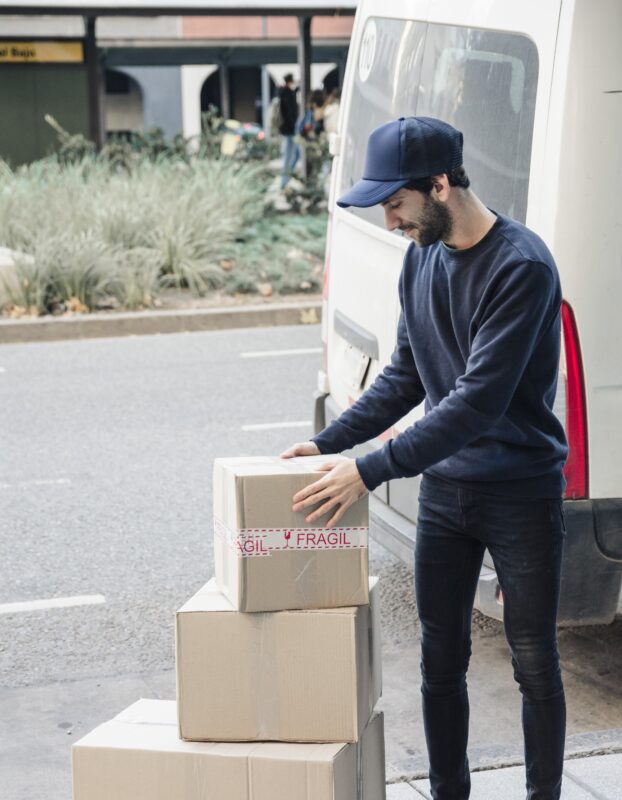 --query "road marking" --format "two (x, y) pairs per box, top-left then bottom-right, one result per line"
(240, 347), (322, 358)
(242, 420), (312, 432)
(0, 594), (106, 615)
(0, 478), (71, 490)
